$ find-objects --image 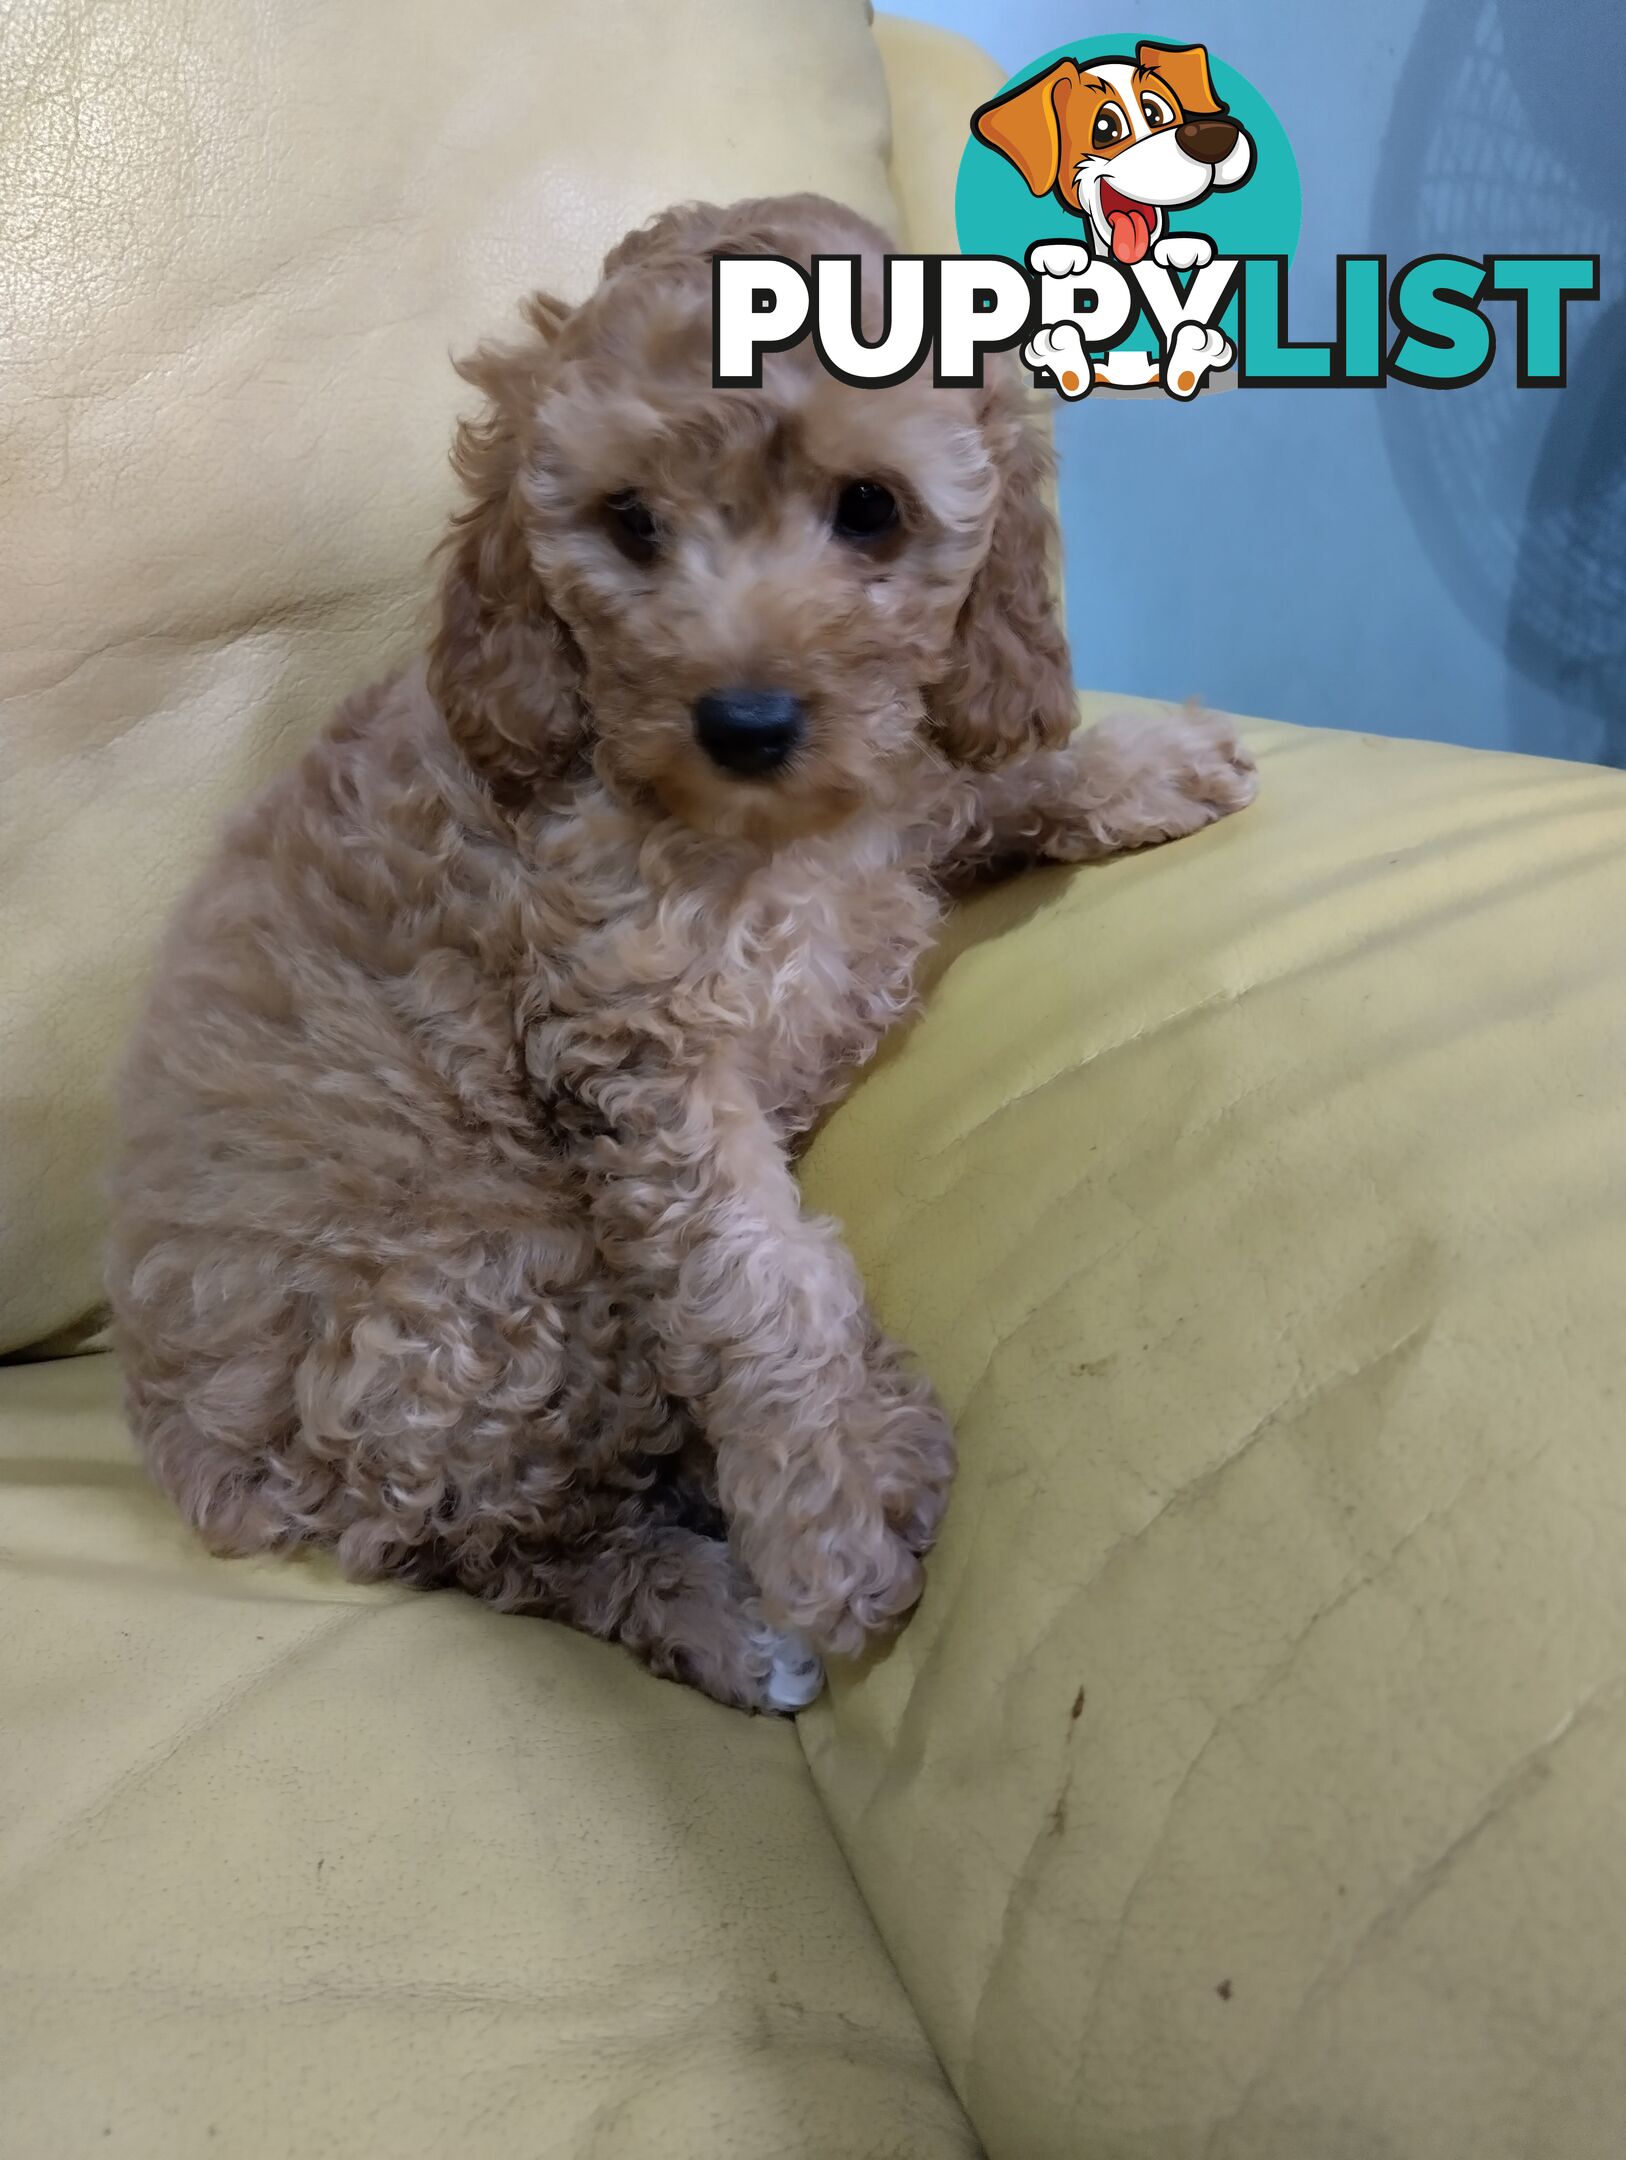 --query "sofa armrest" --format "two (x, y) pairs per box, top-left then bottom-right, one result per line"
(874, 14), (1003, 253)
(801, 700), (1626, 2159)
